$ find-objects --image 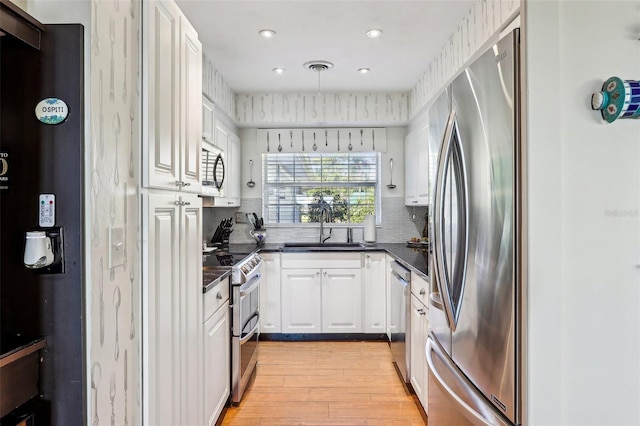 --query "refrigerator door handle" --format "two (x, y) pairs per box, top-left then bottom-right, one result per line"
(429, 291), (444, 311)
(427, 337), (508, 426)
(432, 109), (459, 330)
